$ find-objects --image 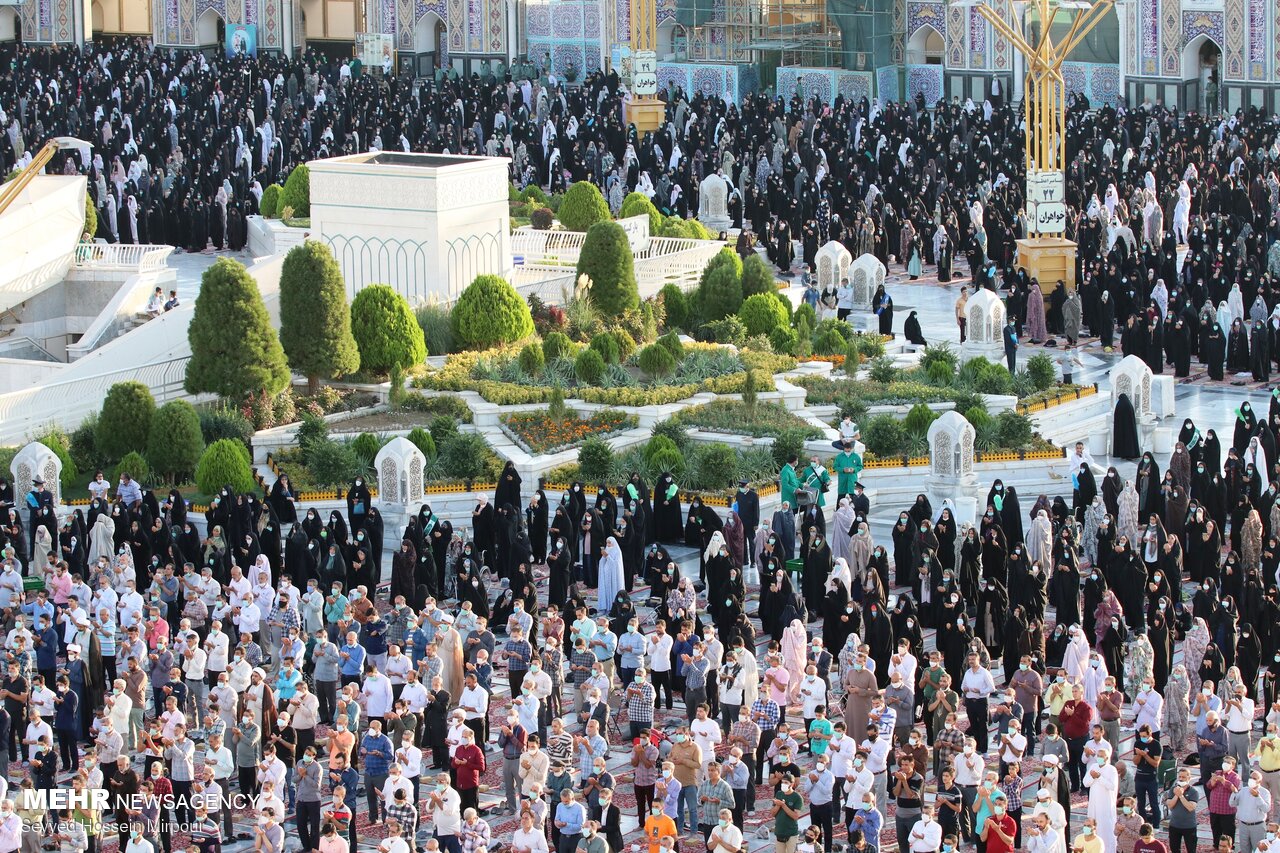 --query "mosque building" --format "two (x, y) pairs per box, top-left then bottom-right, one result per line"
(0, 0), (1247, 114)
